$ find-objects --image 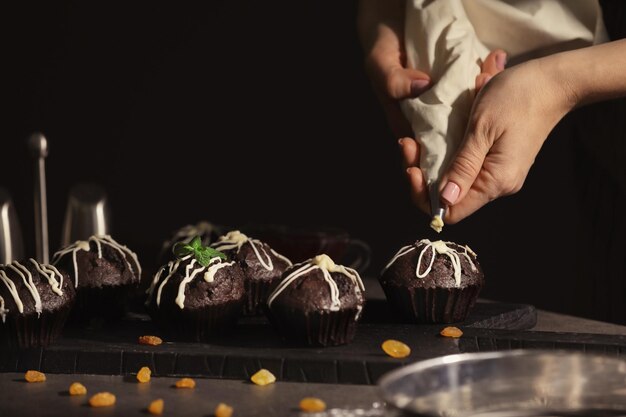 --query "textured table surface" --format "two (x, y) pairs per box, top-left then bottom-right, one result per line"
(0, 372), (384, 417)
(2, 276), (626, 417)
